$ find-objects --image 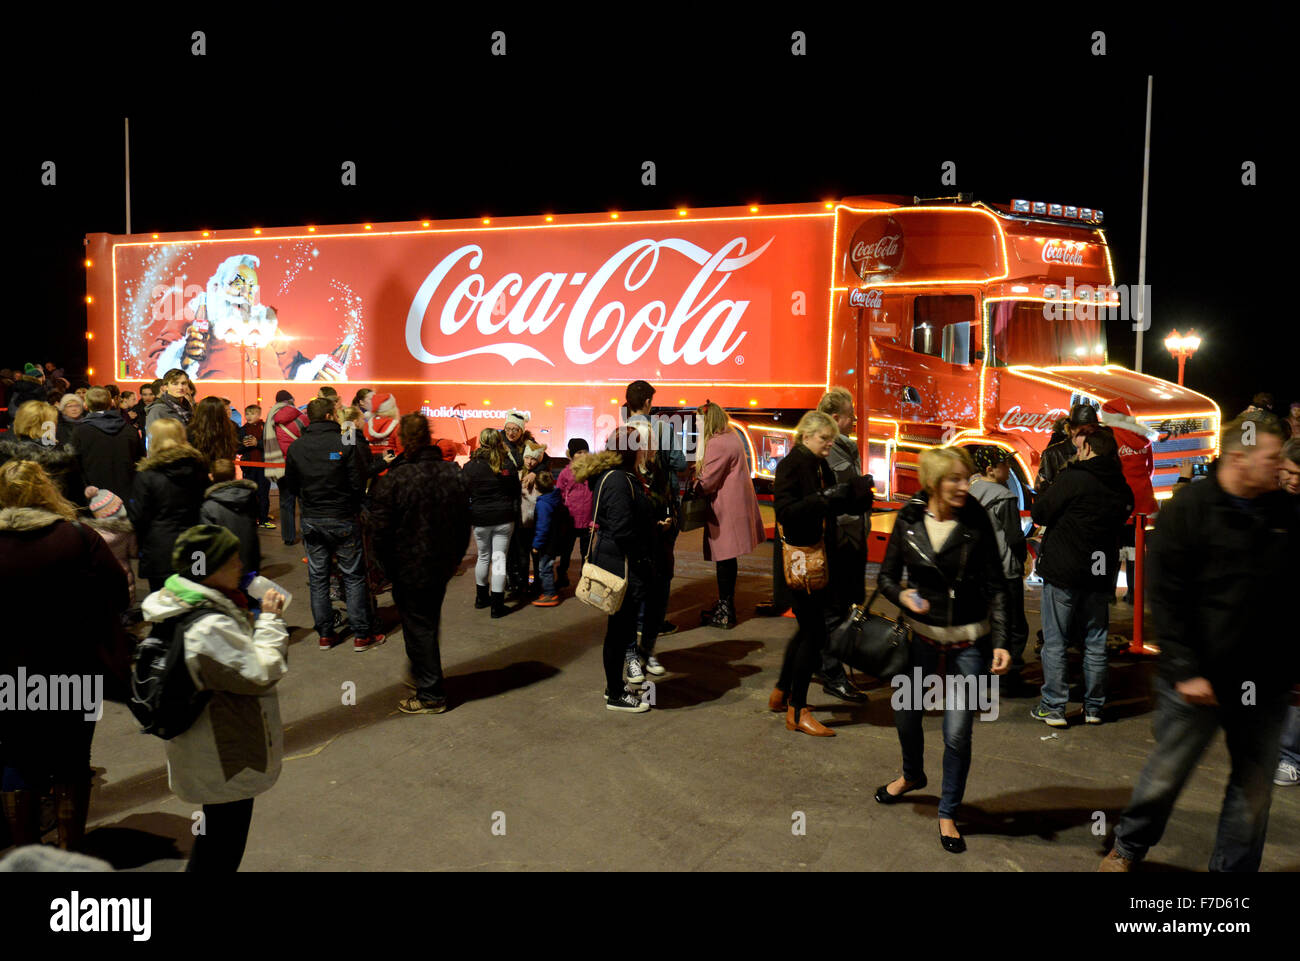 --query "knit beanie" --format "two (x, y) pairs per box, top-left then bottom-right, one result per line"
(23, 363), (43, 378)
(85, 486), (125, 519)
(566, 437), (589, 458)
(505, 410), (528, 431)
(524, 440), (547, 459)
(171, 524), (240, 577)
